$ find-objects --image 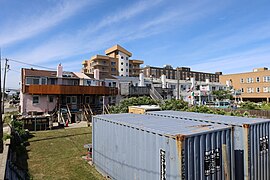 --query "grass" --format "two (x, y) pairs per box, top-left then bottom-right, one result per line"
(27, 127), (103, 180)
